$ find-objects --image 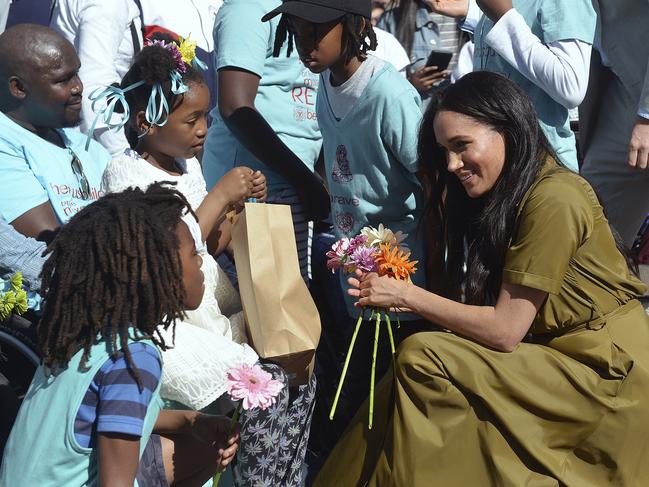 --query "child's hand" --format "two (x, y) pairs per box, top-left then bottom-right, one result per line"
(191, 414), (240, 471)
(251, 170), (267, 202)
(216, 167), (255, 207)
